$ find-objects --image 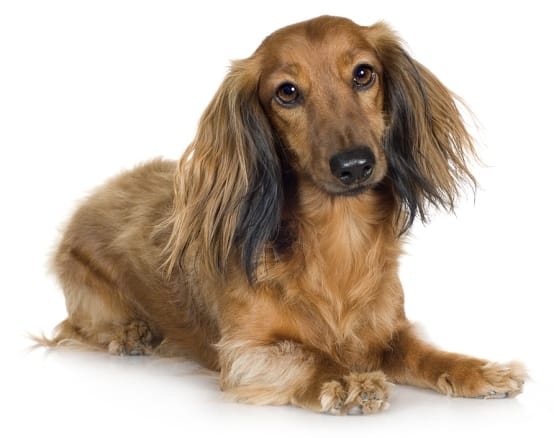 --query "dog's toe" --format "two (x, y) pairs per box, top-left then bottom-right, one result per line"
(320, 380), (348, 415)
